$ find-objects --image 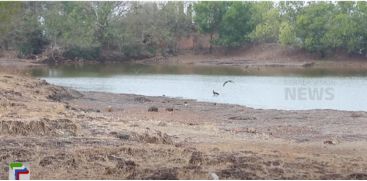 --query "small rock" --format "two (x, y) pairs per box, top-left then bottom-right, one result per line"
(158, 122), (167, 127)
(184, 101), (188, 107)
(116, 133), (130, 140)
(324, 140), (338, 145)
(39, 80), (48, 85)
(148, 106), (158, 112)
(302, 62), (315, 68)
(209, 172), (219, 180)
(189, 151), (204, 166)
(166, 107), (174, 112)
(351, 113), (362, 118)
(39, 156), (55, 167)
(184, 101), (189, 107)
(107, 106), (113, 112)
(247, 127), (257, 134)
